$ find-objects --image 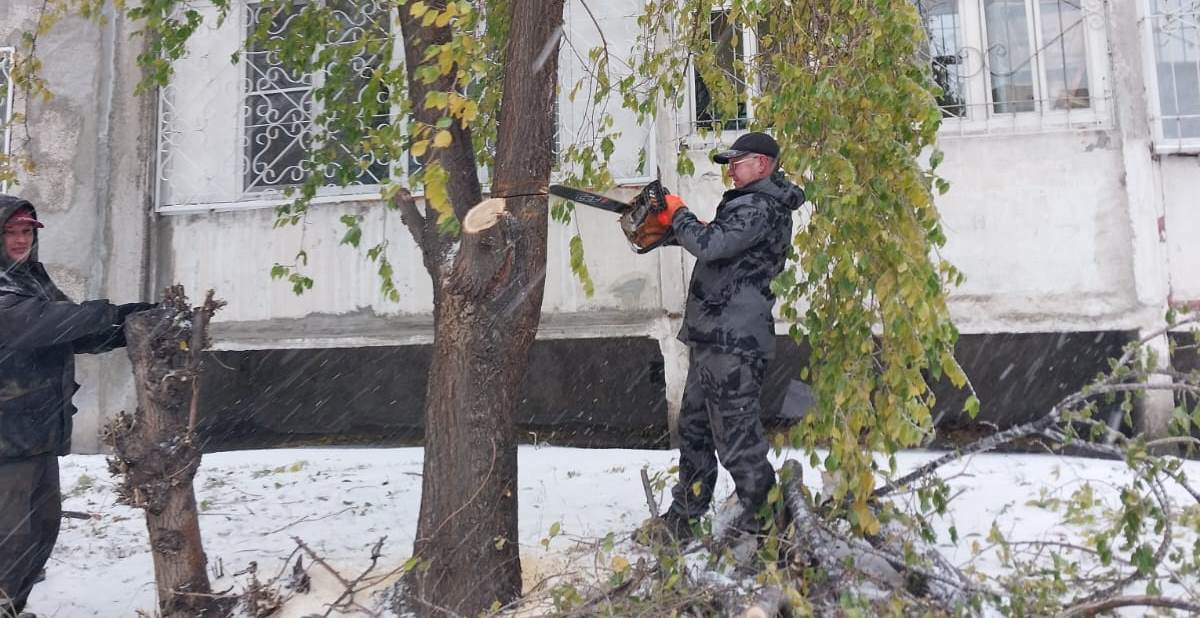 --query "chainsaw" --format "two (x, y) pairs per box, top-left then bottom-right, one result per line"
(549, 180), (672, 254)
